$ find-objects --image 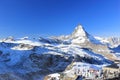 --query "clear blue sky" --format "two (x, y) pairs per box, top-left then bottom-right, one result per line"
(0, 0), (120, 38)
